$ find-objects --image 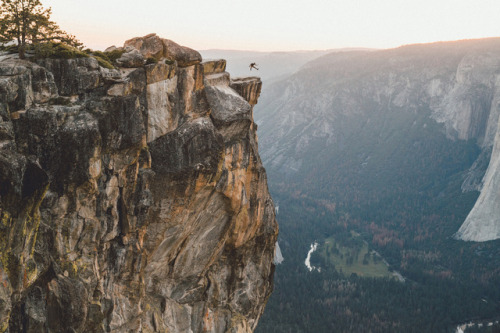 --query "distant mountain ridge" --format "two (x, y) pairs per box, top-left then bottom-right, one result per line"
(255, 37), (500, 241)
(255, 37), (500, 332)
(200, 48), (374, 83)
